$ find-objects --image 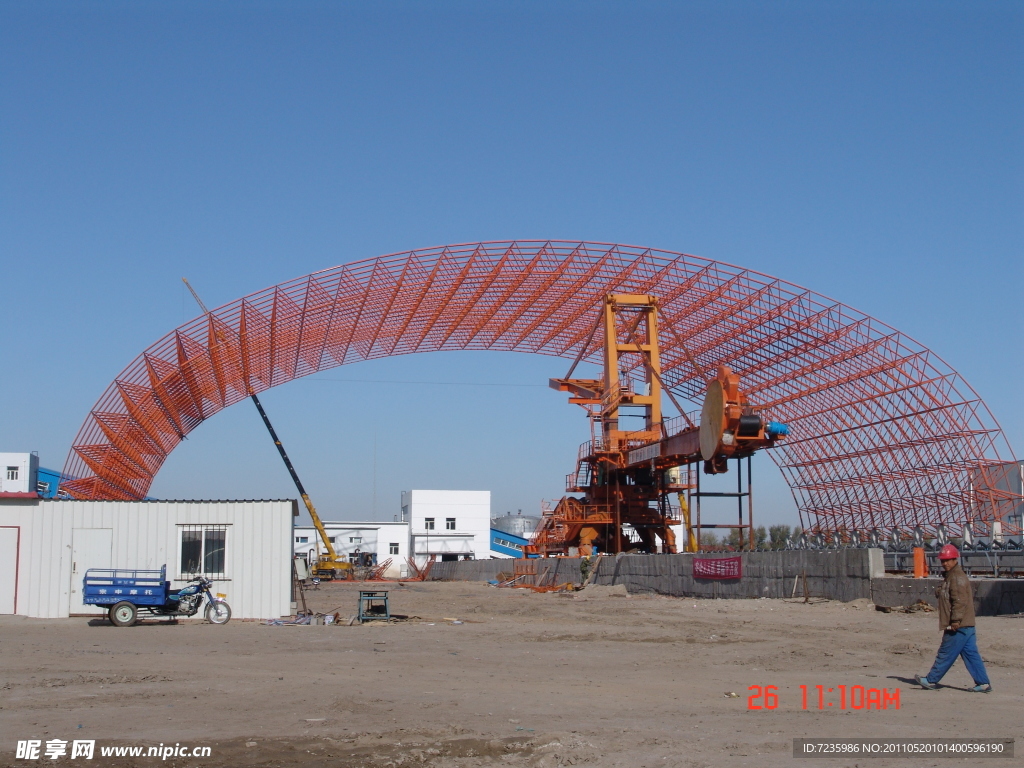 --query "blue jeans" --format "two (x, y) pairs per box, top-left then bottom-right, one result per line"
(925, 626), (990, 686)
